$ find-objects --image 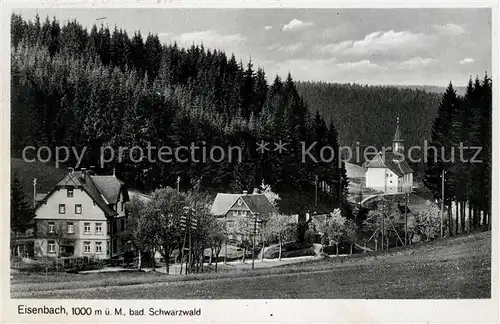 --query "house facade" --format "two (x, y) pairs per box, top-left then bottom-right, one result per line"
(34, 169), (129, 259)
(210, 189), (277, 242)
(365, 118), (413, 193)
